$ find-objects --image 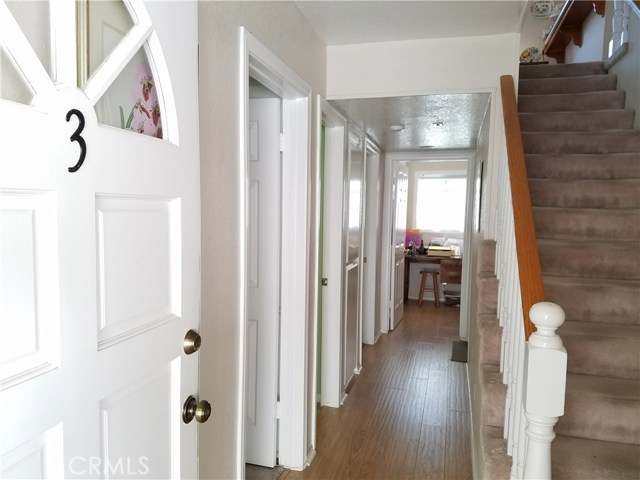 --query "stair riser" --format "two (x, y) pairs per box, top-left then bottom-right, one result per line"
(539, 243), (640, 280)
(477, 276), (498, 315)
(478, 240), (496, 274)
(518, 91), (626, 112)
(529, 180), (640, 209)
(561, 332), (640, 380)
(519, 62), (607, 79)
(533, 208), (640, 241)
(523, 131), (640, 155)
(520, 110), (635, 132)
(480, 368), (506, 428)
(543, 278), (640, 325)
(558, 387), (640, 445)
(478, 316), (501, 366)
(519, 75), (617, 95)
(526, 154), (640, 180)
